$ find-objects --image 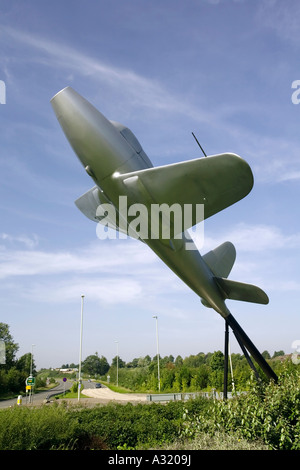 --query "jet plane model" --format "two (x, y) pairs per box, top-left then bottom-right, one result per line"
(51, 87), (277, 382)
